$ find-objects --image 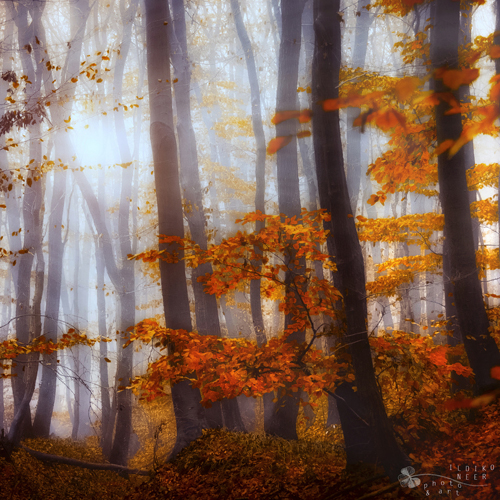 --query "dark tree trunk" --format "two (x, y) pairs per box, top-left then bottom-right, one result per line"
(267, 0), (307, 441)
(497, 1), (500, 252)
(146, 0), (205, 459)
(432, 0), (500, 394)
(312, 0), (410, 481)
